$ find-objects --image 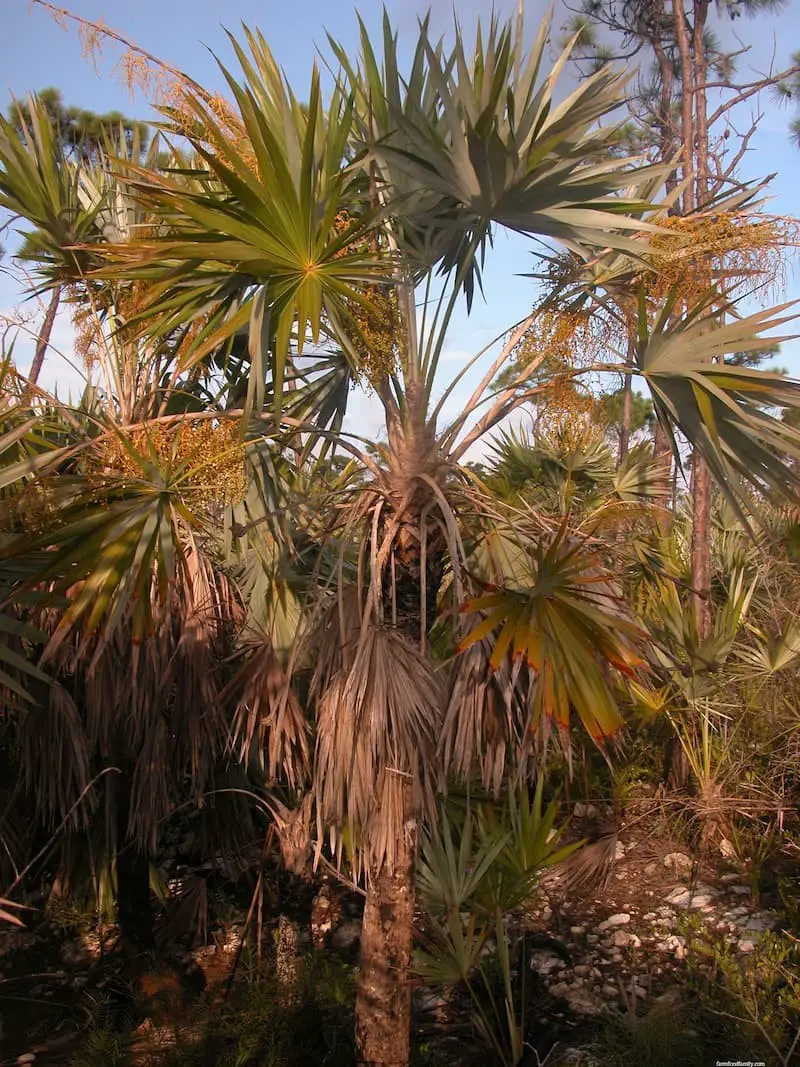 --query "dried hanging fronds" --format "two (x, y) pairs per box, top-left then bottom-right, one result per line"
(314, 625), (443, 874)
(227, 641), (309, 790)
